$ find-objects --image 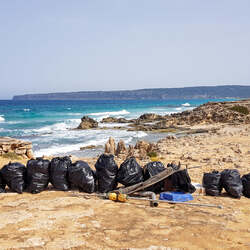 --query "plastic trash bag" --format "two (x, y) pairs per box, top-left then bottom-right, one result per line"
(95, 154), (118, 193)
(143, 161), (166, 193)
(68, 160), (96, 193)
(50, 156), (71, 191)
(26, 158), (50, 194)
(0, 172), (6, 193)
(170, 169), (196, 193)
(241, 173), (250, 198)
(117, 157), (144, 186)
(221, 169), (243, 198)
(203, 171), (222, 196)
(1, 162), (27, 194)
